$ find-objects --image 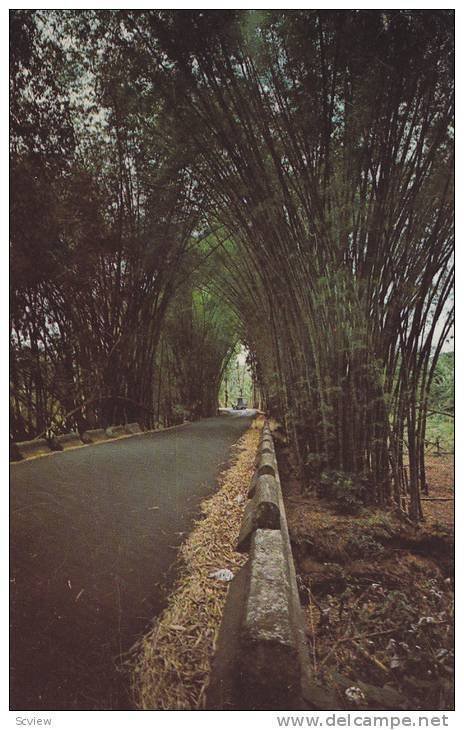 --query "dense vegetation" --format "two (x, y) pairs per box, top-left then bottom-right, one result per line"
(10, 10), (453, 520)
(426, 352), (454, 454)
